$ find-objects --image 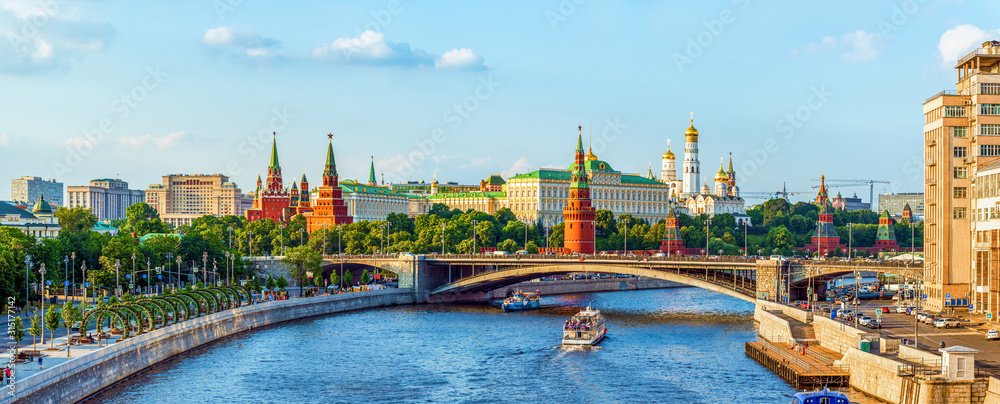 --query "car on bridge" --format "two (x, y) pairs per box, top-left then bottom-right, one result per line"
(934, 318), (961, 328)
